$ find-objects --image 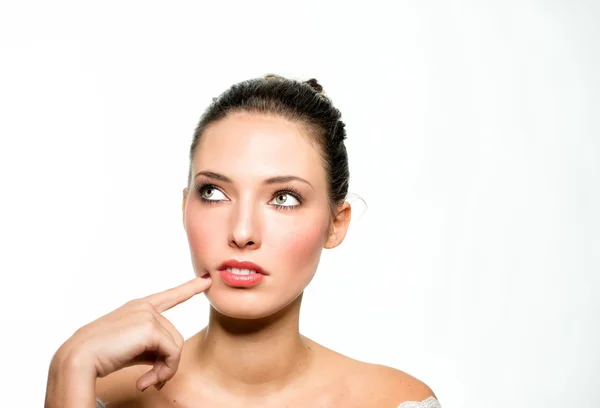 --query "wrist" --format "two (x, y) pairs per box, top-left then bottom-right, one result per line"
(53, 341), (97, 375)
(45, 346), (97, 408)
